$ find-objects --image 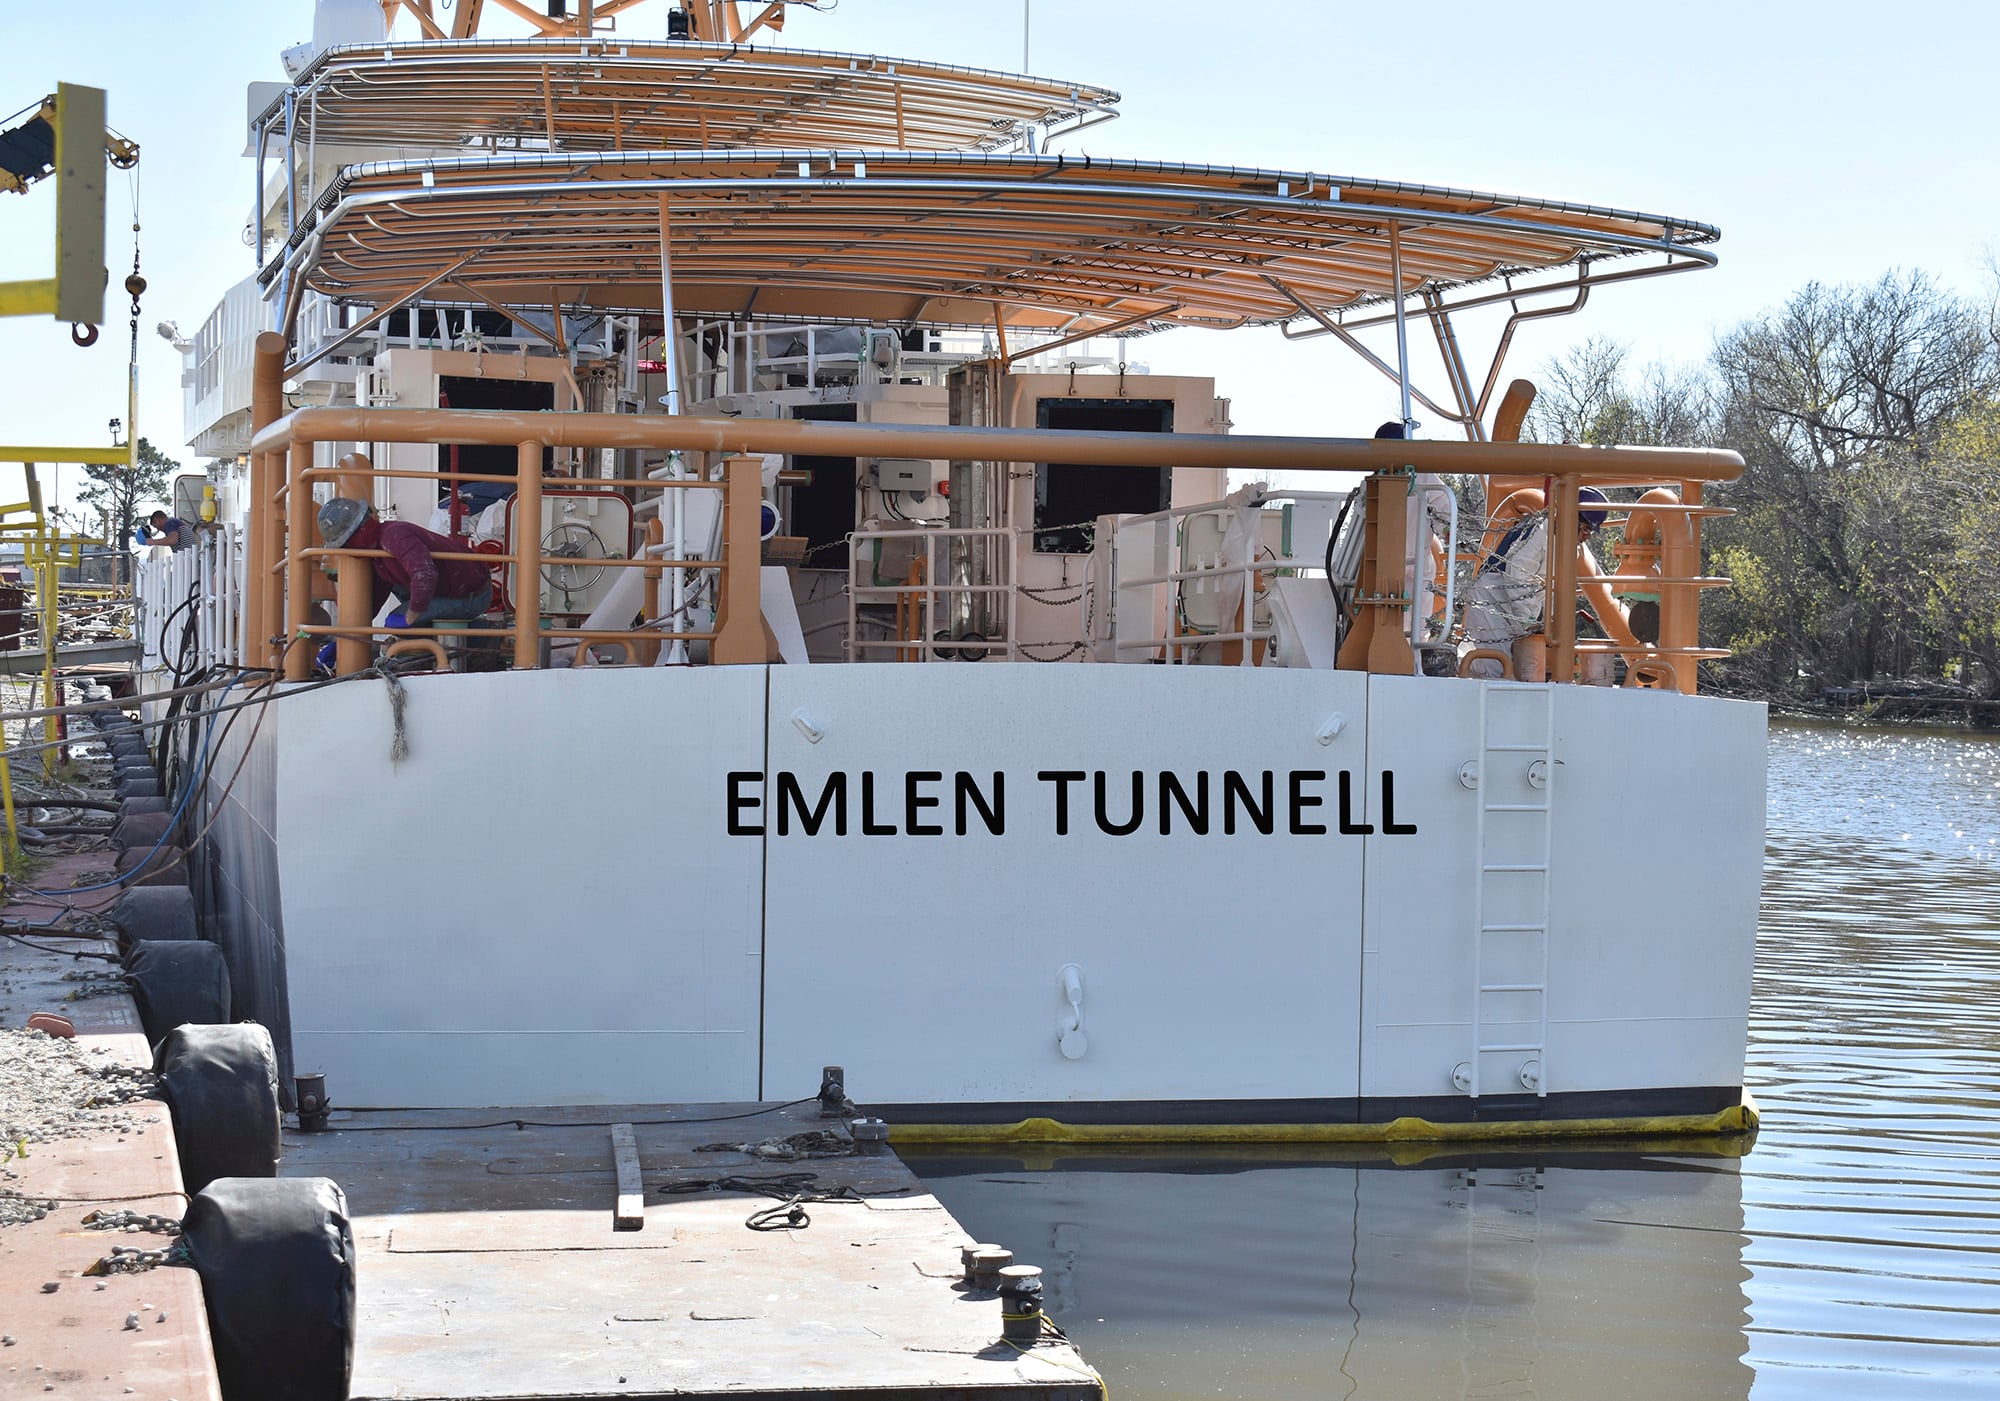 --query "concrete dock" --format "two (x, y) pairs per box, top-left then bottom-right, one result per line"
(281, 1102), (1102, 1400)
